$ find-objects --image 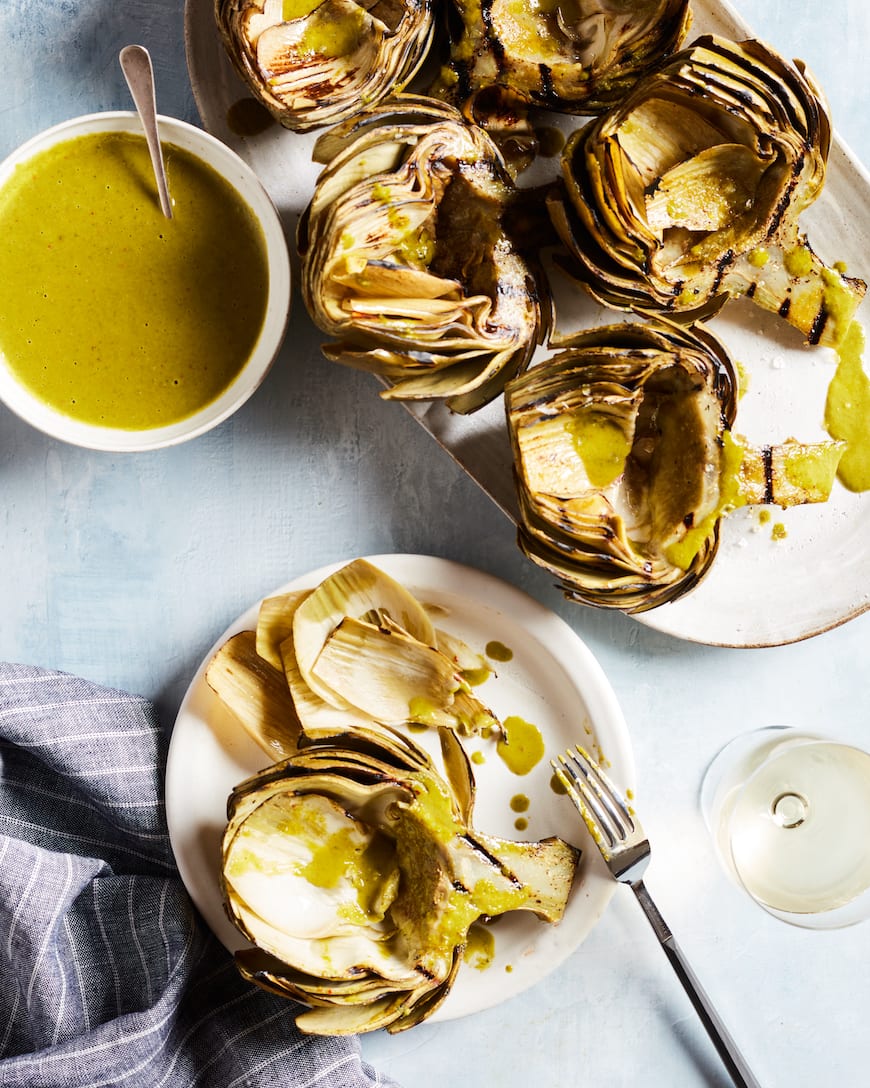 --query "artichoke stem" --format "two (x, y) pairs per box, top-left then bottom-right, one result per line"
(730, 241), (866, 350)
